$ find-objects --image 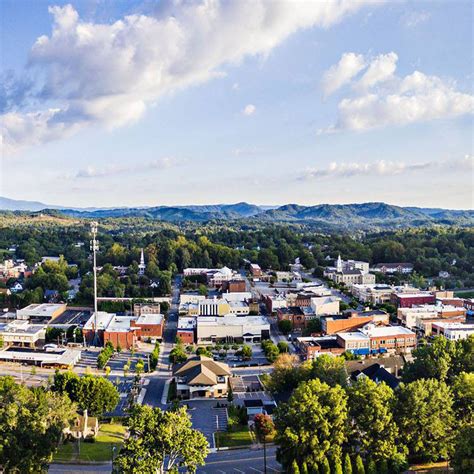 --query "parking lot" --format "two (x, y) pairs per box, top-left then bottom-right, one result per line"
(184, 400), (228, 448)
